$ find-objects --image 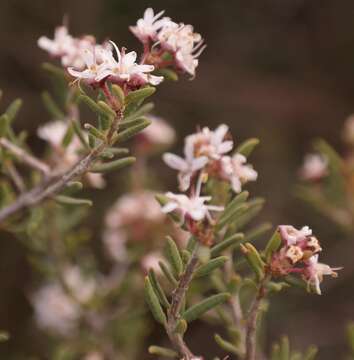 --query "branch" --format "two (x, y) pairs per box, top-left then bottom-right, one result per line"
(244, 276), (269, 360)
(166, 249), (199, 360)
(0, 108), (123, 224)
(0, 137), (50, 175)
